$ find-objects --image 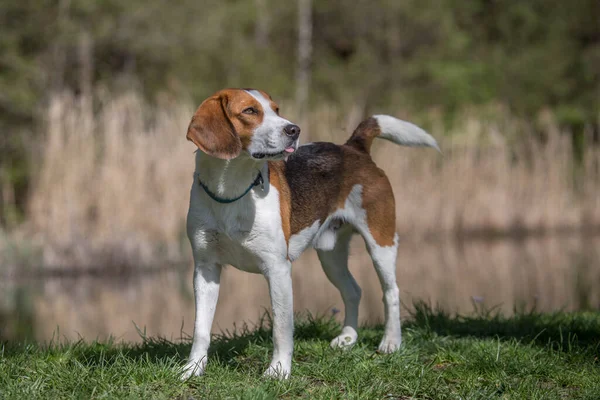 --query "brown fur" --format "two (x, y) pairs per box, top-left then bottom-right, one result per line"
(187, 93), (242, 159)
(345, 117), (381, 154)
(277, 143), (396, 247)
(187, 88), (282, 159)
(283, 143), (344, 235)
(338, 145), (396, 246)
(269, 161), (292, 245)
